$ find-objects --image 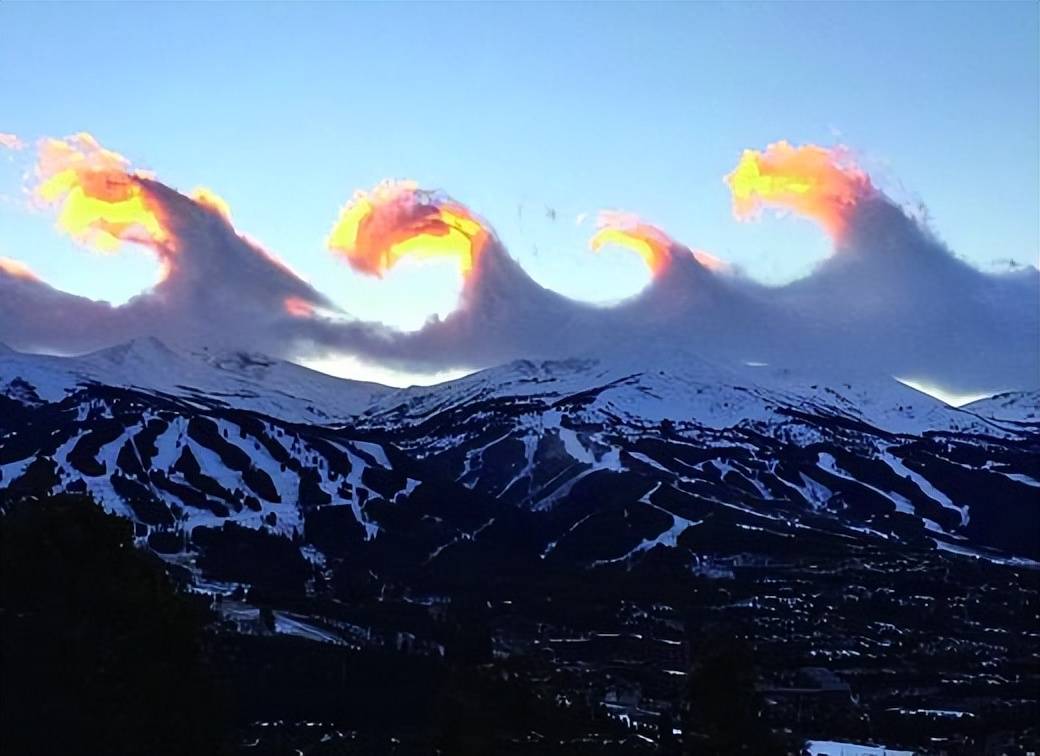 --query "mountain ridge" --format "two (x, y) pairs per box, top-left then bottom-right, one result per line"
(3, 339), (1036, 574)
(4, 337), (1036, 434)
(0, 338), (388, 422)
